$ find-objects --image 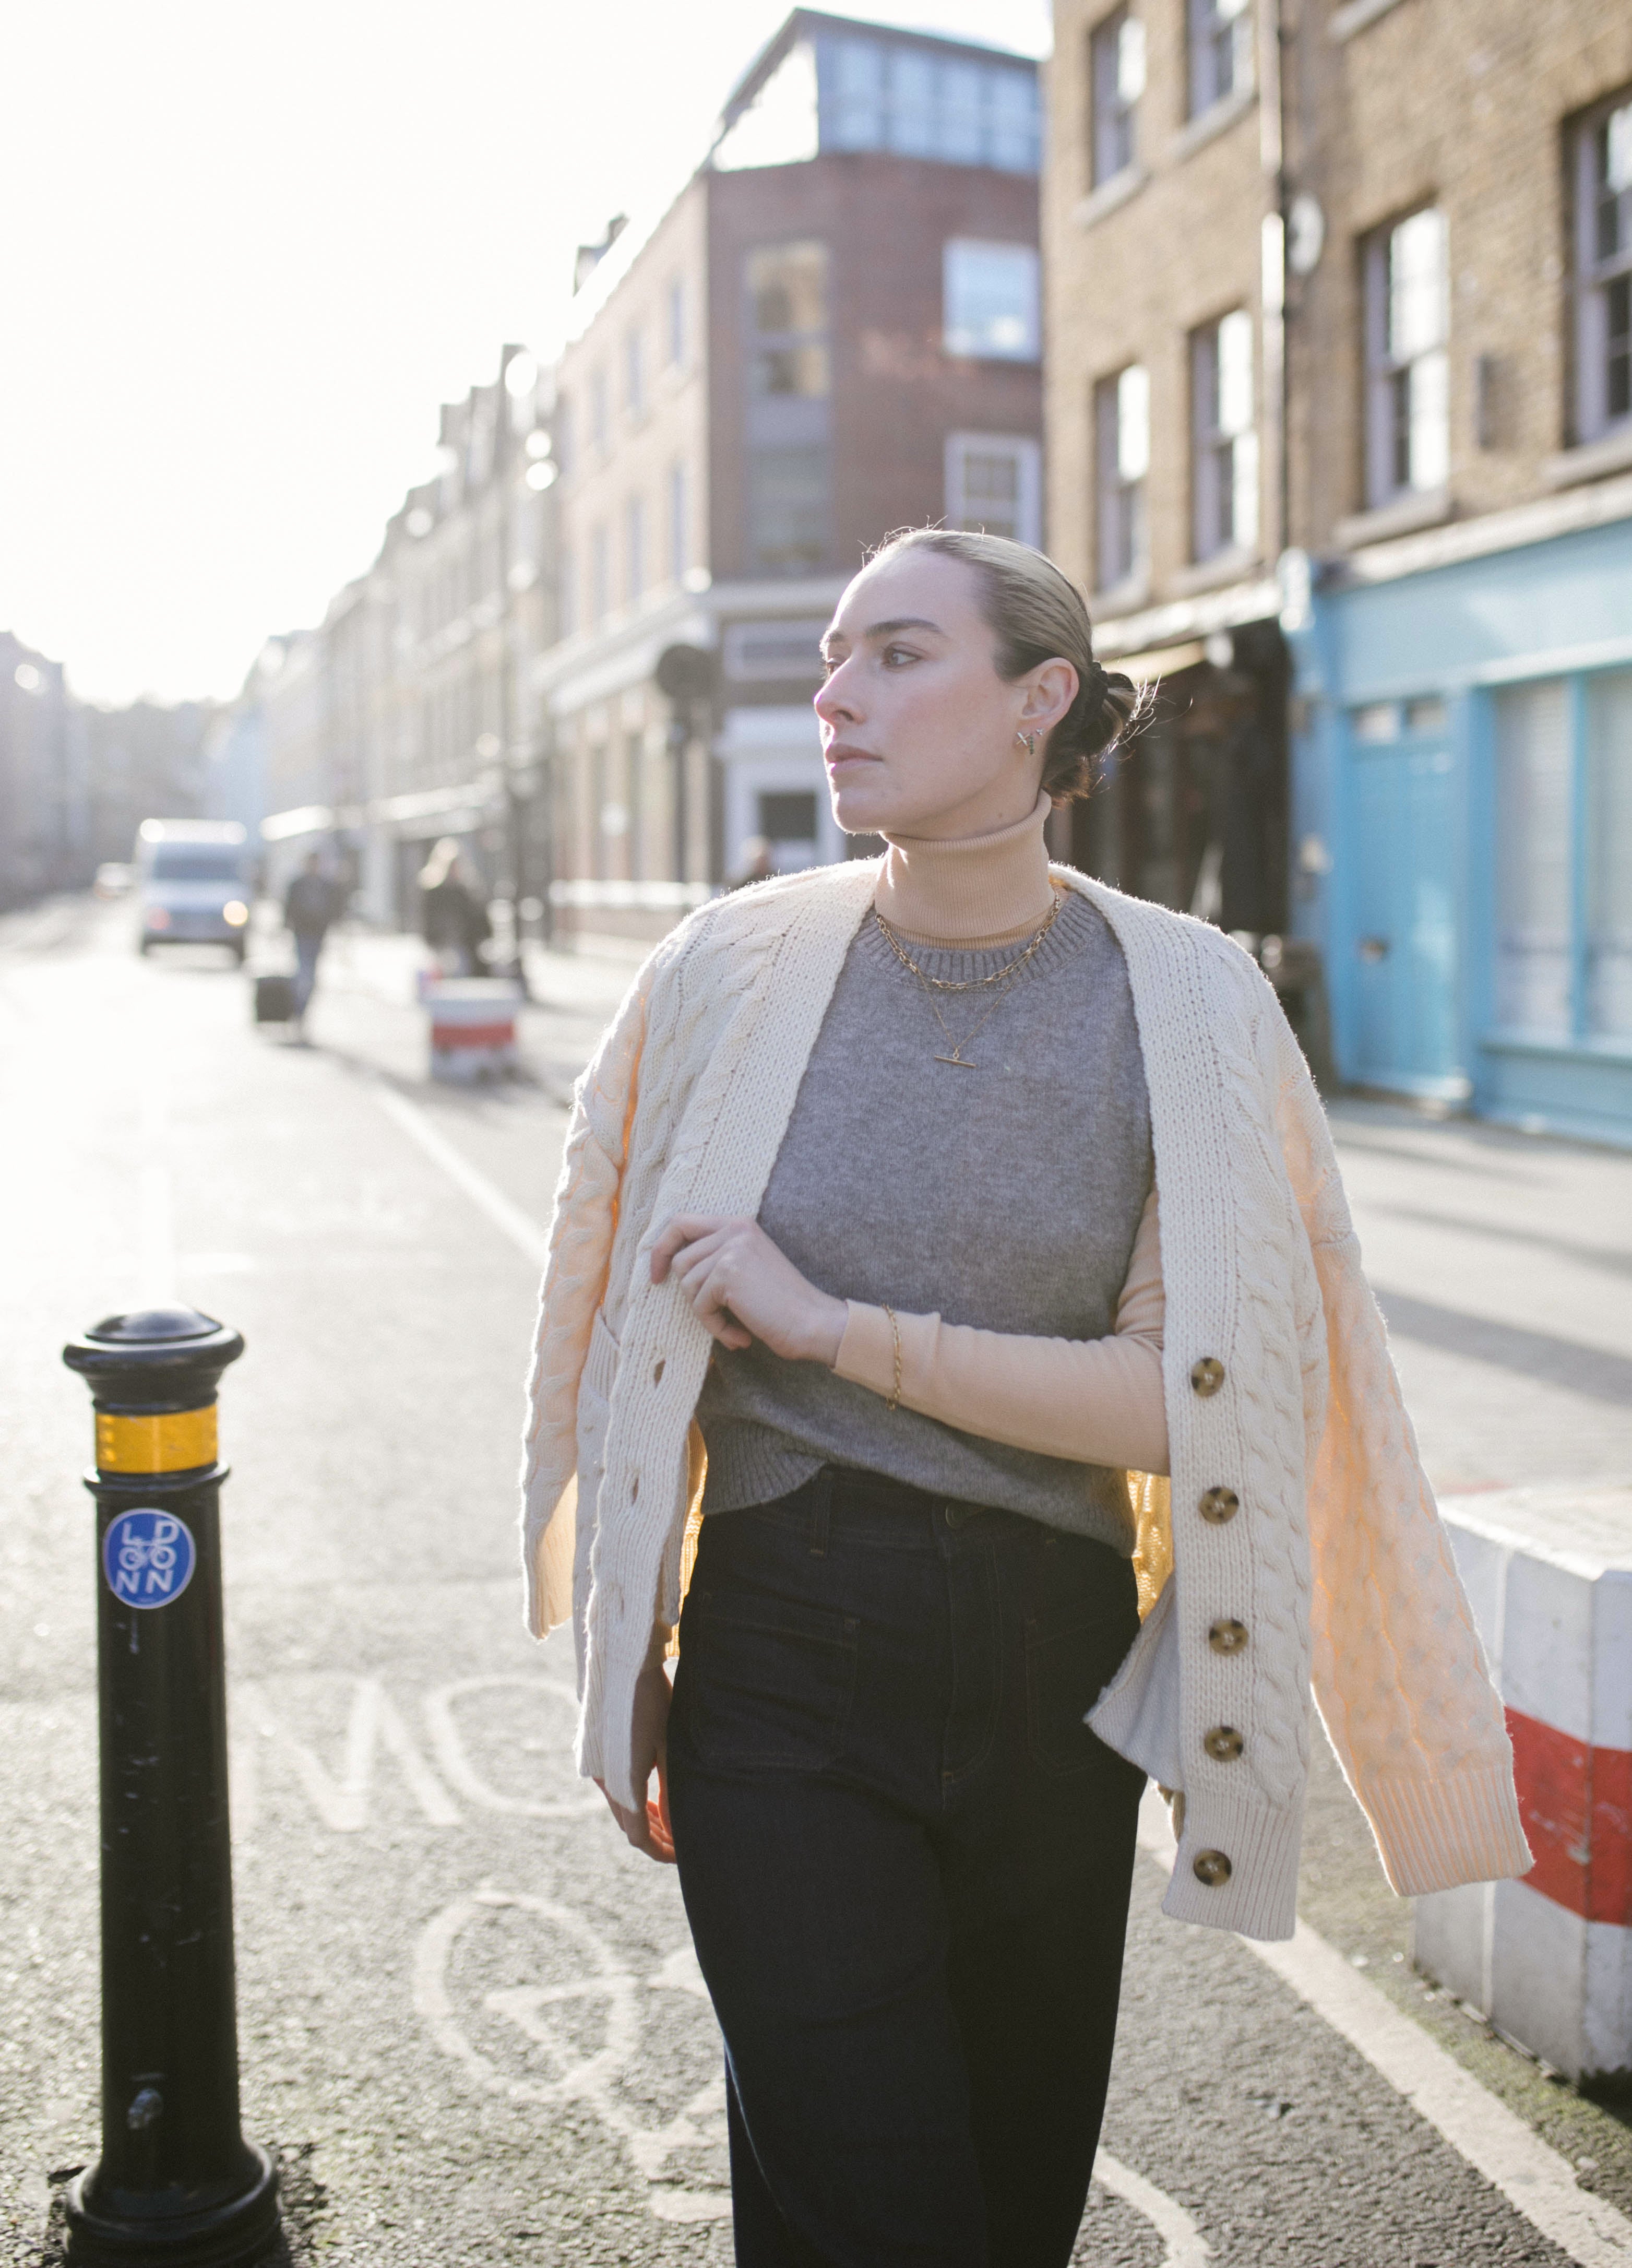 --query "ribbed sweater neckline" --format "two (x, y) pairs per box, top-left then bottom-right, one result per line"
(875, 789), (1056, 948)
